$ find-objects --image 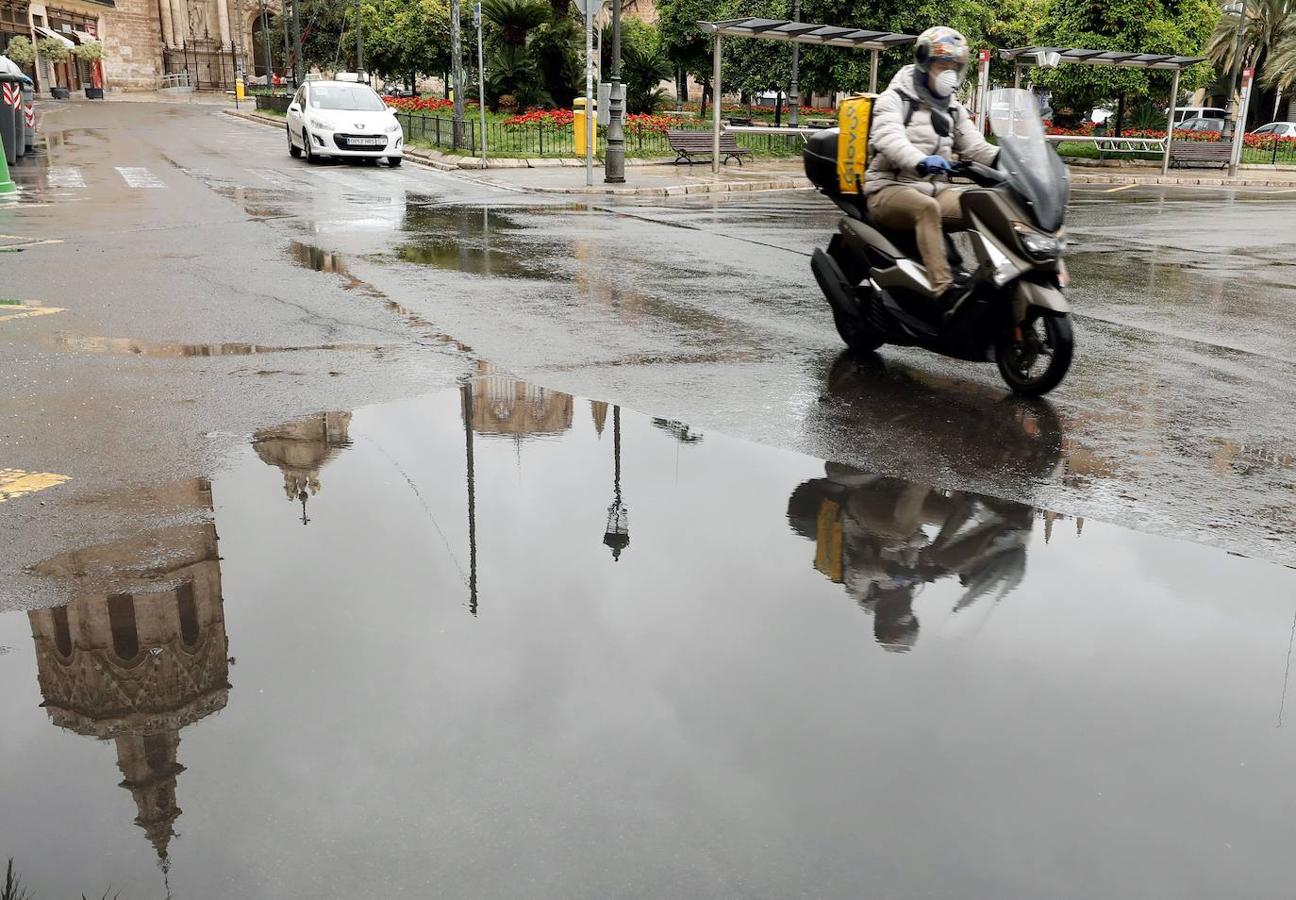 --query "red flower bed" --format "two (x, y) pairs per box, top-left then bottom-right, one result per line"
(503, 108), (575, 127)
(383, 96), (455, 112)
(625, 113), (673, 135)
